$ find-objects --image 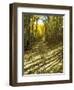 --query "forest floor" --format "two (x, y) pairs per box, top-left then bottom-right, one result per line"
(24, 41), (63, 75)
